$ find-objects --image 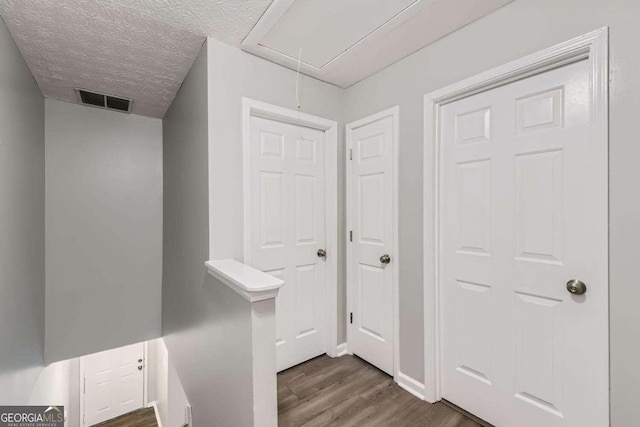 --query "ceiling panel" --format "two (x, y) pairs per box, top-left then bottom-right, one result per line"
(260, 0), (418, 68)
(243, 0), (515, 88)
